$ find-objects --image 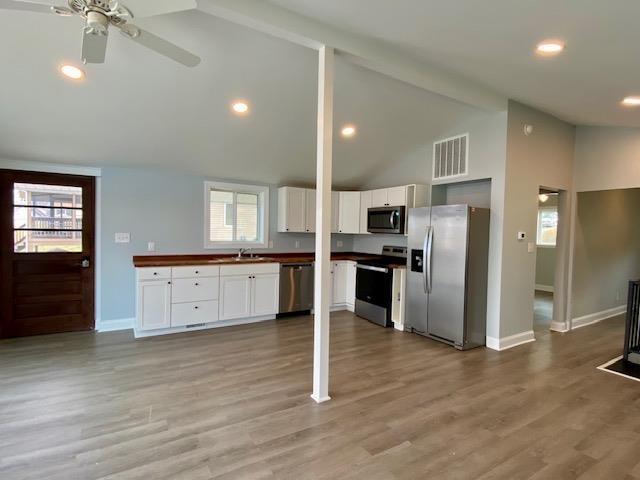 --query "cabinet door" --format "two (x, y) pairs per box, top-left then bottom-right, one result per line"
(387, 186), (407, 207)
(371, 189), (388, 207)
(252, 273), (280, 316)
(278, 187), (306, 232)
(346, 261), (356, 308)
(359, 190), (372, 234)
(332, 262), (348, 305)
(137, 280), (171, 331)
(338, 191), (361, 234)
(331, 191), (340, 233)
(305, 189), (316, 233)
(219, 275), (252, 320)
